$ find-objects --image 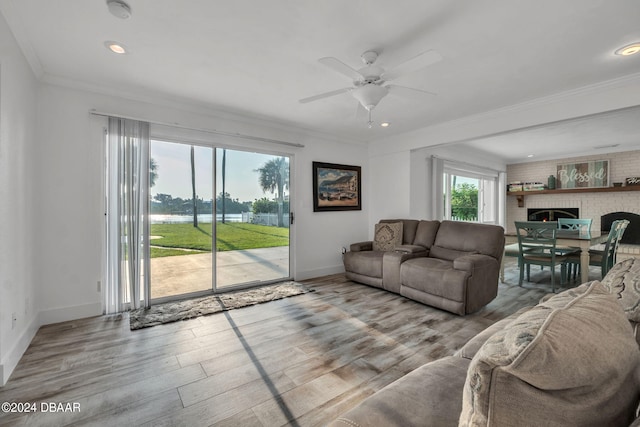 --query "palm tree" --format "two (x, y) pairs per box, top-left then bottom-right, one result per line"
(149, 157), (158, 188)
(256, 157), (289, 227)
